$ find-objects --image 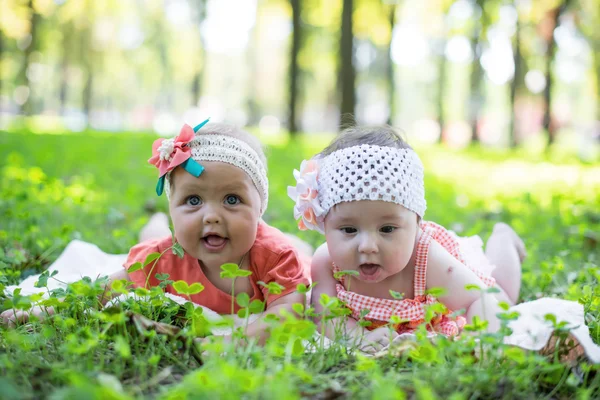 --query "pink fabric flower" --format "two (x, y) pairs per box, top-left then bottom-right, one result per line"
(287, 159), (325, 233)
(148, 124), (195, 177)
